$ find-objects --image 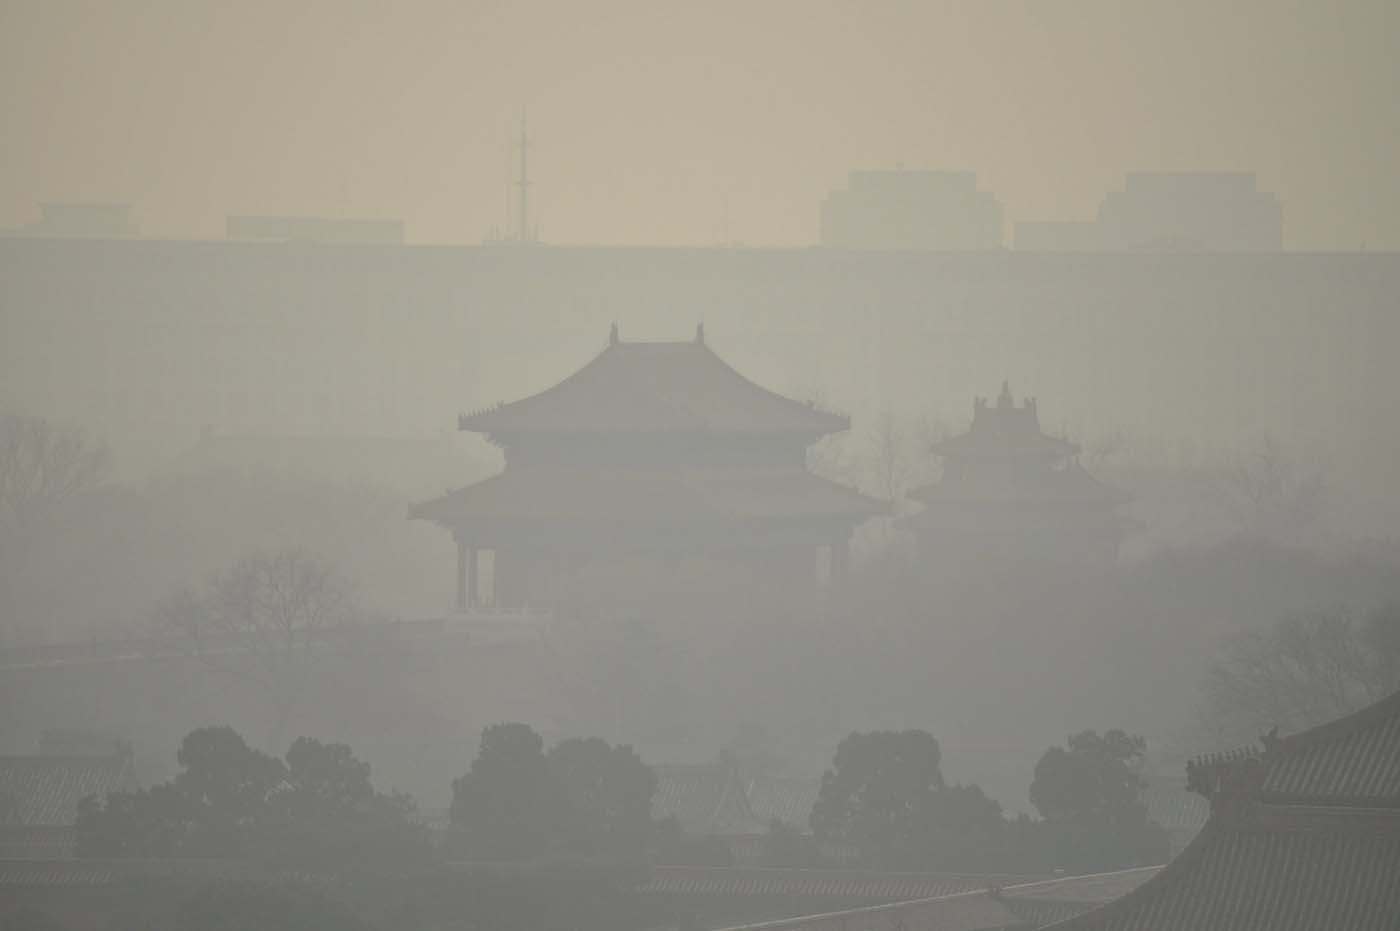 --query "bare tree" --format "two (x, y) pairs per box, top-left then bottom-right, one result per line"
(0, 416), (110, 644)
(1225, 435), (1327, 541)
(0, 414), (110, 531)
(1081, 426), (1129, 473)
(806, 431), (859, 488)
(168, 547), (355, 751)
(858, 408), (940, 509)
(867, 409), (908, 504)
(1201, 604), (1400, 742)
